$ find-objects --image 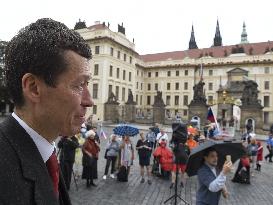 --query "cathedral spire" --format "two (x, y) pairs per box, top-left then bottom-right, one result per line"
(189, 25), (198, 49)
(213, 19), (222, 46)
(240, 22), (249, 44)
